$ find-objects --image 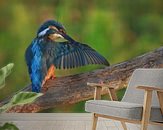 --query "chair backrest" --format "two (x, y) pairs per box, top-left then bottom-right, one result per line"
(122, 68), (163, 107)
